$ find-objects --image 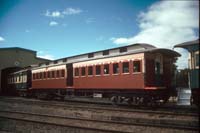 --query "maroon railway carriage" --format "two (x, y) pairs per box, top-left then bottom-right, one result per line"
(30, 44), (180, 104)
